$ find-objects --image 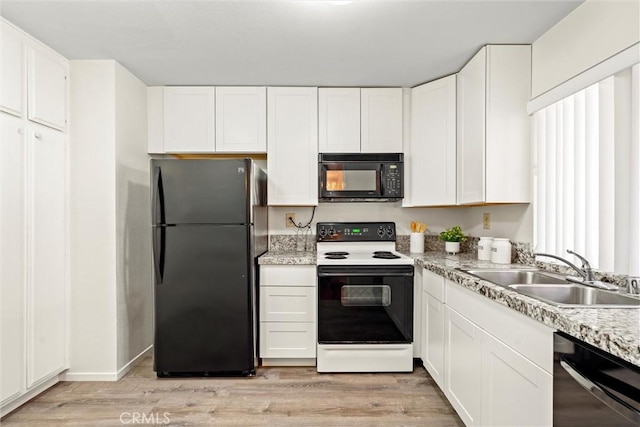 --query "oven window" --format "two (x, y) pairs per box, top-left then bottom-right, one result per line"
(326, 170), (376, 192)
(318, 273), (413, 344)
(341, 285), (391, 306)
